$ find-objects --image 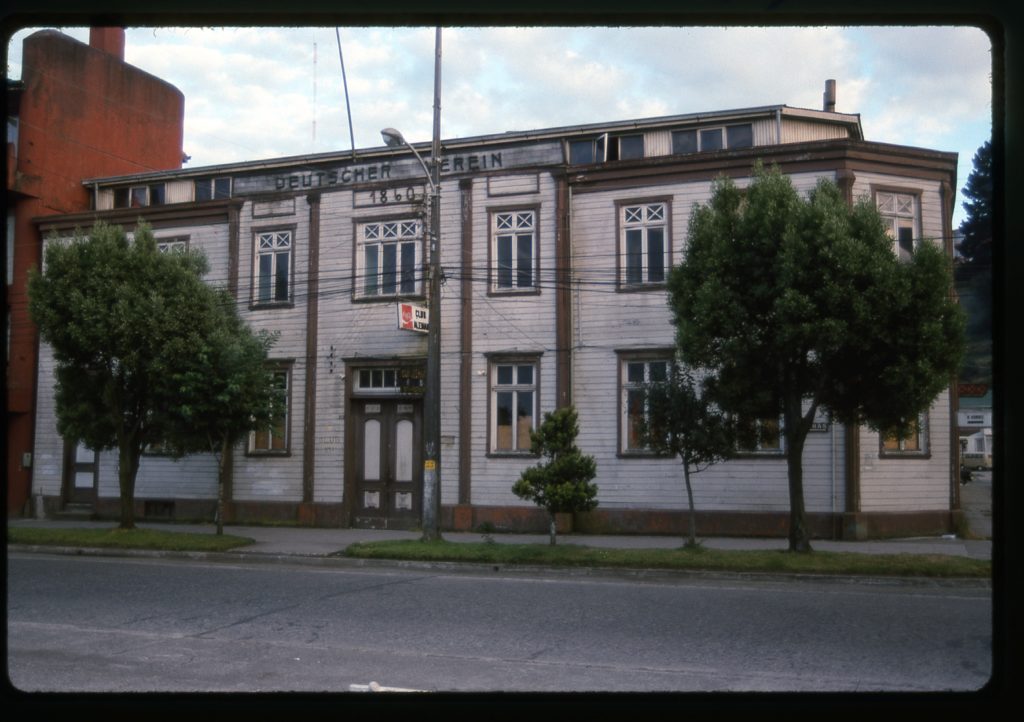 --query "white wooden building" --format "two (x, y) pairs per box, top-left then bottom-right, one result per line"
(31, 91), (963, 539)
